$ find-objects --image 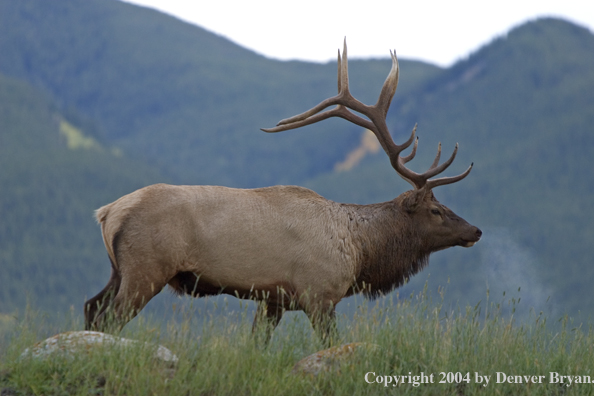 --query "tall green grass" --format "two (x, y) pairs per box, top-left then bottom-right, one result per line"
(1, 290), (593, 395)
